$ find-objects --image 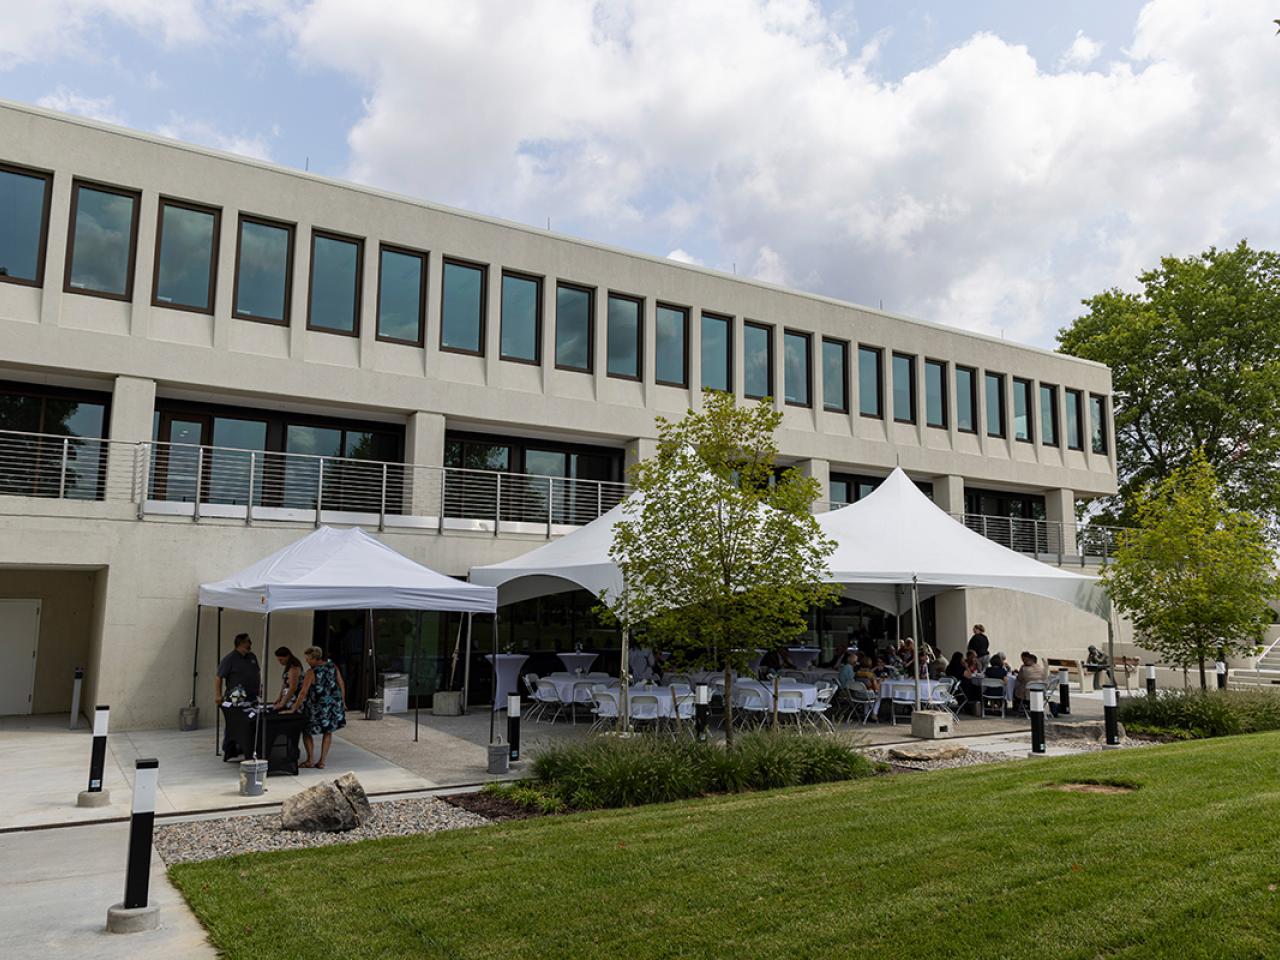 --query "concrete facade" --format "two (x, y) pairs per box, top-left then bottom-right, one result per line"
(0, 100), (1120, 728)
